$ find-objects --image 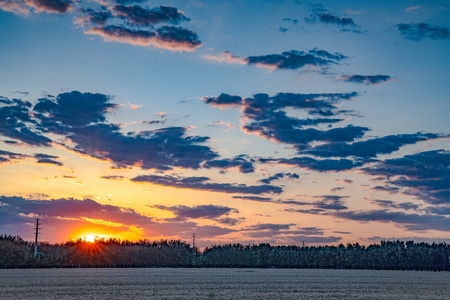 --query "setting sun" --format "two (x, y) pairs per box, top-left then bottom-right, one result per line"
(84, 234), (98, 243)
